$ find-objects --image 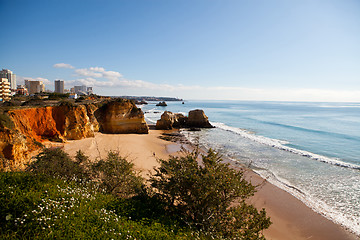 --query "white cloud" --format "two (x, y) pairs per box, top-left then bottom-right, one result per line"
(75, 68), (103, 78)
(17, 76), (51, 85)
(53, 63), (75, 69)
(55, 63), (360, 102)
(89, 67), (105, 72)
(74, 67), (123, 80)
(103, 71), (122, 79)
